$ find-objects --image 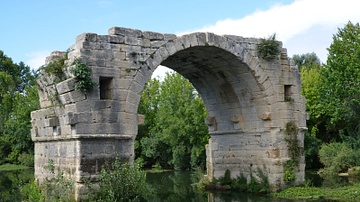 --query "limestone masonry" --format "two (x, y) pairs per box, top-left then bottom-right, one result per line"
(31, 27), (307, 199)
